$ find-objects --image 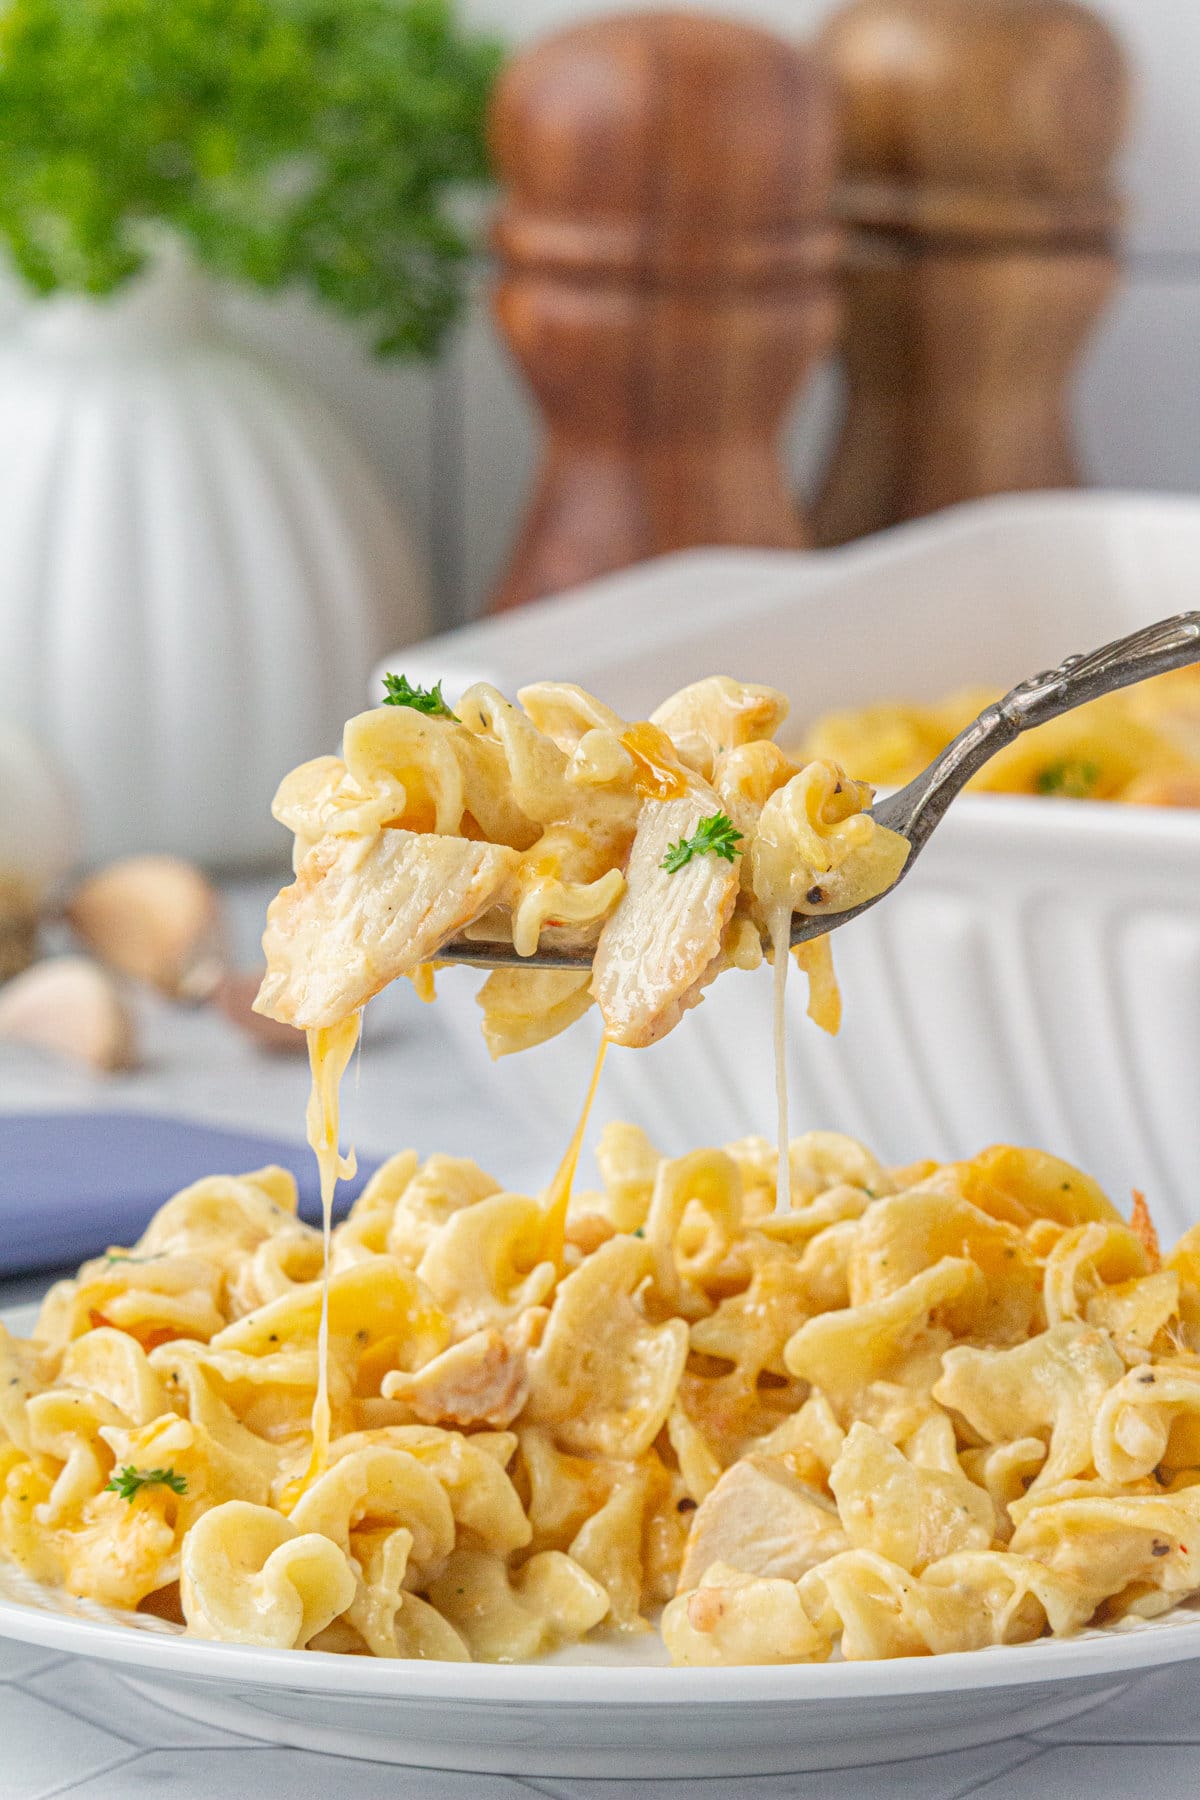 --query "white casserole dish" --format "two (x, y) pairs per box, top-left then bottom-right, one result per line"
(385, 492), (1200, 1239)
